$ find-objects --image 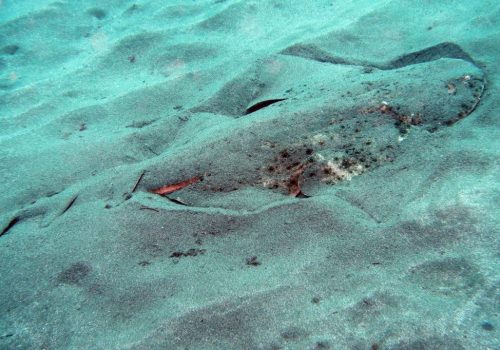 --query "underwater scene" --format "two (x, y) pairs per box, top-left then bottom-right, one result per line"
(0, 1), (499, 349)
